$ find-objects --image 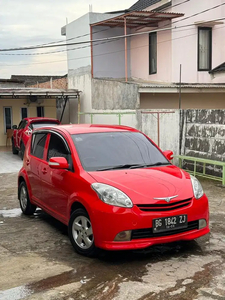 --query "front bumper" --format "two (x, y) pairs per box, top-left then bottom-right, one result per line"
(91, 194), (210, 250)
